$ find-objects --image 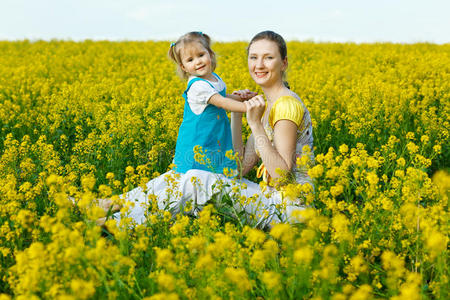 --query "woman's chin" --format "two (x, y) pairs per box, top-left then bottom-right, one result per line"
(252, 75), (269, 86)
(254, 78), (273, 88)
